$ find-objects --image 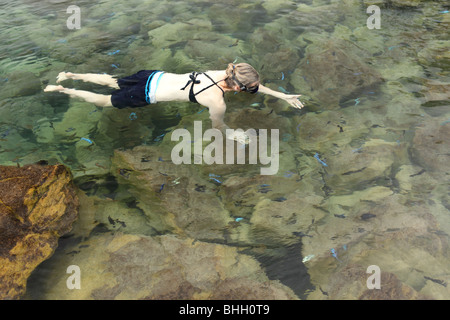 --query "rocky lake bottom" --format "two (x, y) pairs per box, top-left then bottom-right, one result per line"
(0, 0), (449, 299)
